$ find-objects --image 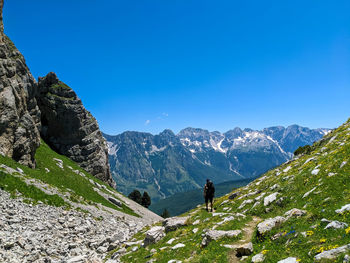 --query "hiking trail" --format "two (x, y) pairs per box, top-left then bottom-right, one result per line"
(228, 216), (261, 263)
